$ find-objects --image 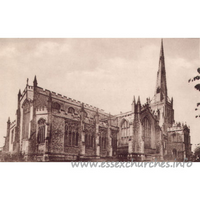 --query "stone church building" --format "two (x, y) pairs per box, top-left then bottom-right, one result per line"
(2, 40), (192, 161)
